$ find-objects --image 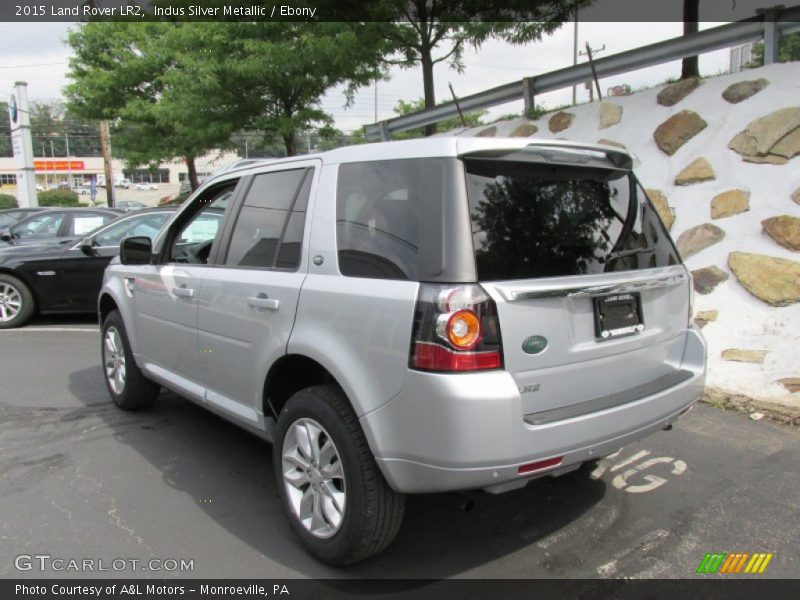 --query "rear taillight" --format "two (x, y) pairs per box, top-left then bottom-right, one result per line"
(409, 284), (504, 372)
